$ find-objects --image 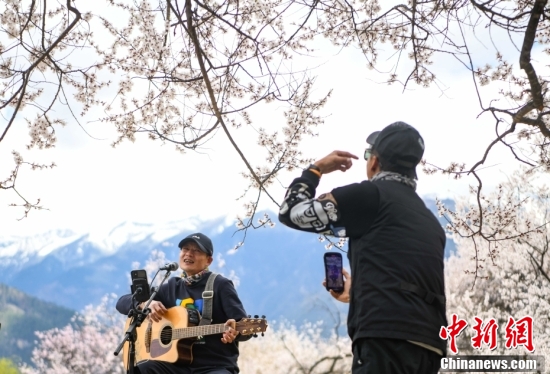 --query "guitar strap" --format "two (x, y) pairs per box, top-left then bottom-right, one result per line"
(199, 272), (218, 325)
